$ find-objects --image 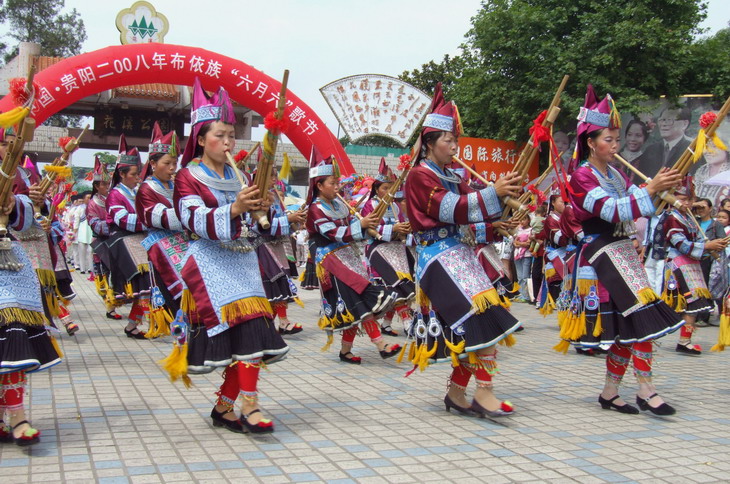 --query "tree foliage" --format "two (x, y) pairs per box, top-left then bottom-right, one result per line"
(0, 0), (87, 61)
(403, 0), (709, 142)
(679, 23), (730, 102)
